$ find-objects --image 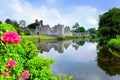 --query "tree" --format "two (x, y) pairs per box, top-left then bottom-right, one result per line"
(25, 30), (31, 35)
(5, 18), (12, 24)
(27, 23), (39, 29)
(19, 20), (26, 27)
(75, 26), (86, 32)
(12, 20), (19, 28)
(4, 18), (24, 35)
(98, 7), (120, 40)
(0, 21), (2, 24)
(87, 28), (96, 34)
(72, 22), (80, 30)
(72, 22), (86, 32)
